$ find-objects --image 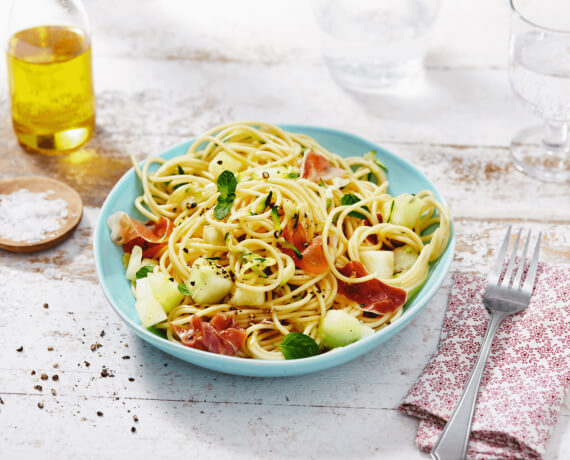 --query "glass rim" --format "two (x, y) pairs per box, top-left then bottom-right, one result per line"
(510, 0), (570, 34)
